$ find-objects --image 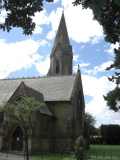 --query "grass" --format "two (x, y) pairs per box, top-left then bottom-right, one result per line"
(32, 145), (120, 160)
(32, 154), (75, 160)
(89, 145), (120, 156)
